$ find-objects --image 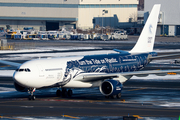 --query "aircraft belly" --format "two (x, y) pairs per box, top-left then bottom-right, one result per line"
(63, 80), (92, 88)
